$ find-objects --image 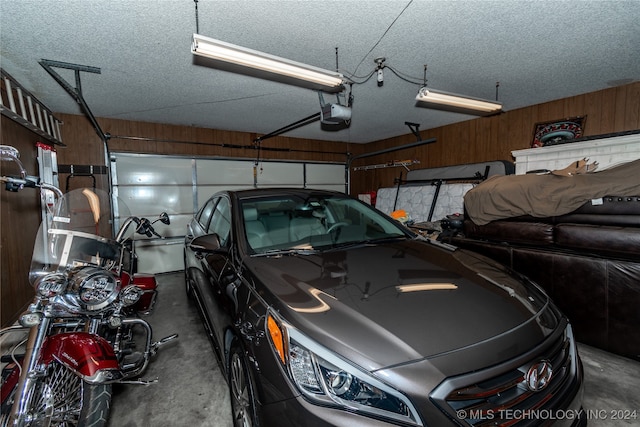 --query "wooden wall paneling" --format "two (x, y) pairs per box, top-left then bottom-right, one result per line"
(0, 117), (42, 326)
(584, 89), (604, 135)
(350, 83), (640, 195)
(623, 82), (640, 129)
(472, 118), (492, 163)
(58, 114), (104, 166)
(55, 83), (639, 199)
(193, 127), (214, 156)
(536, 96), (565, 126)
(496, 112), (513, 159)
(509, 106), (537, 151)
(612, 84), (629, 131)
(563, 92), (586, 130)
(425, 126), (443, 168)
(162, 123), (192, 155)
